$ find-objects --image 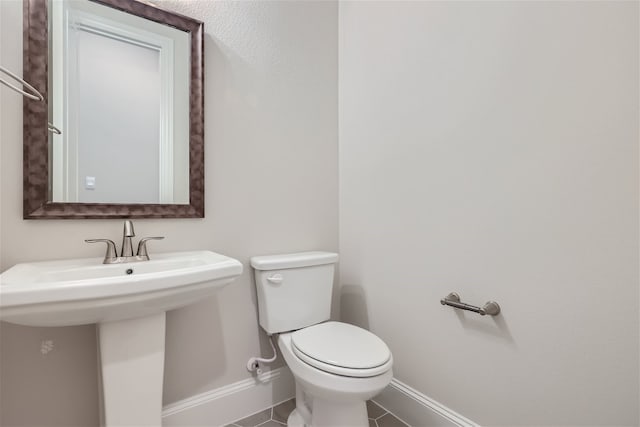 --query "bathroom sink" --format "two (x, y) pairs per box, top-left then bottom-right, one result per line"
(0, 250), (243, 327)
